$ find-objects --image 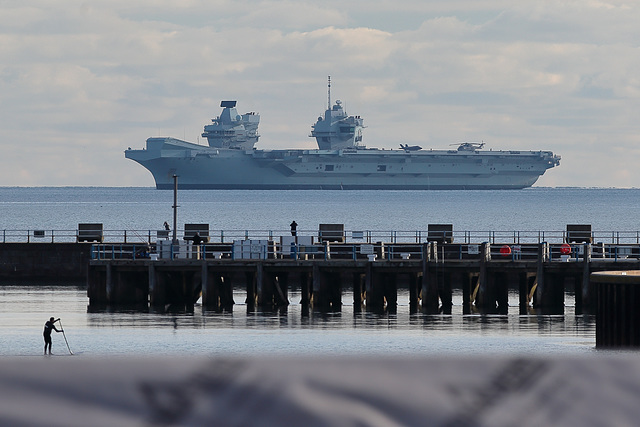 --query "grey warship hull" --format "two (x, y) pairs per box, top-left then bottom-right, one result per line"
(126, 137), (559, 190)
(126, 92), (560, 189)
